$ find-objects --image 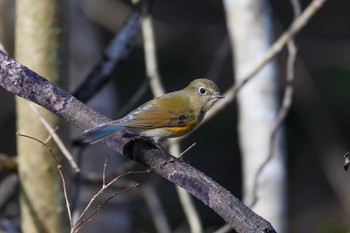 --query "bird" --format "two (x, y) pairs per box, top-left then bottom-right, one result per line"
(82, 78), (224, 144)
